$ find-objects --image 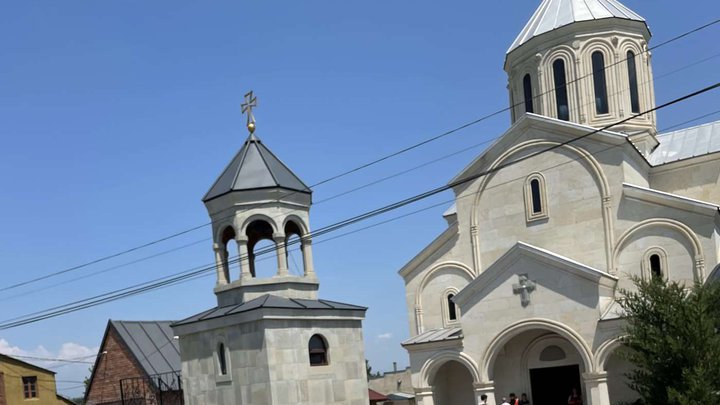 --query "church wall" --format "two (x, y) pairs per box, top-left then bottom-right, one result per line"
(474, 147), (606, 272)
(401, 227), (472, 335)
(263, 319), (368, 405)
(606, 352), (638, 405)
(179, 318), (368, 405)
(179, 321), (270, 405)
(650, 157), (720, 203)
(415, 270), (471, 331)
(458, 255), (604, 367)
(614, 198), (718, 286)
